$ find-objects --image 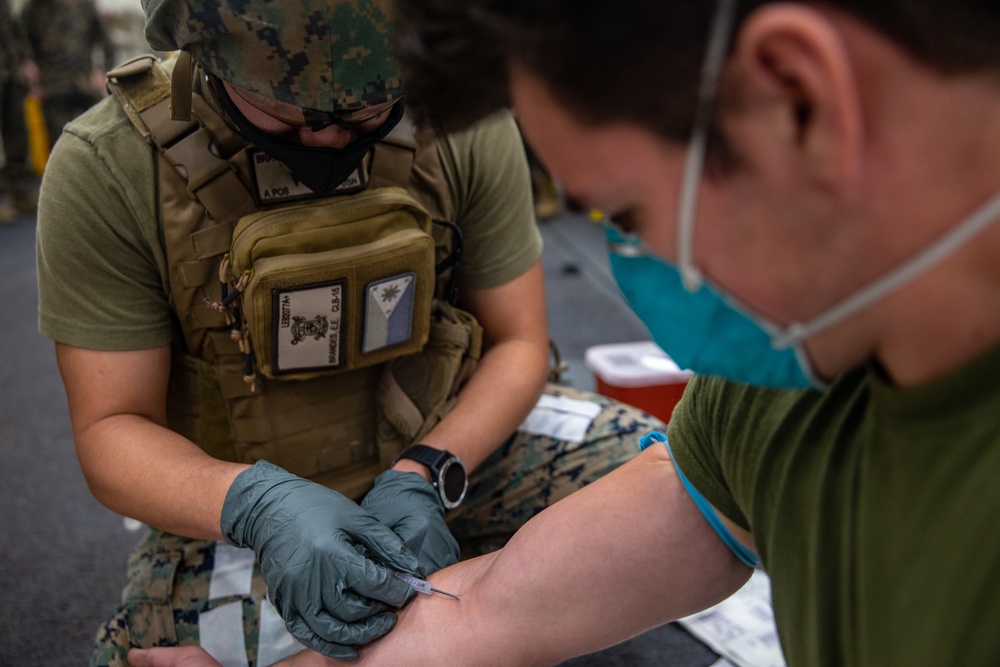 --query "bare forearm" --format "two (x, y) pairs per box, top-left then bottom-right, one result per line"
(419, 261), (551, 471)
(358, 446), (752, 665)
(133, 447), (753, 667)
(57, 344), (248, 540)
(421, 335), (548, 471)
(75, 415), (247, 539)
